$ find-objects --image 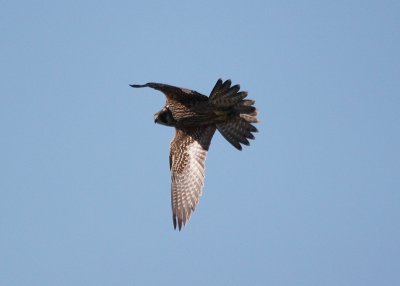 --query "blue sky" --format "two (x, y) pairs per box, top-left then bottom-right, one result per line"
(1, 1), (399, 285)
